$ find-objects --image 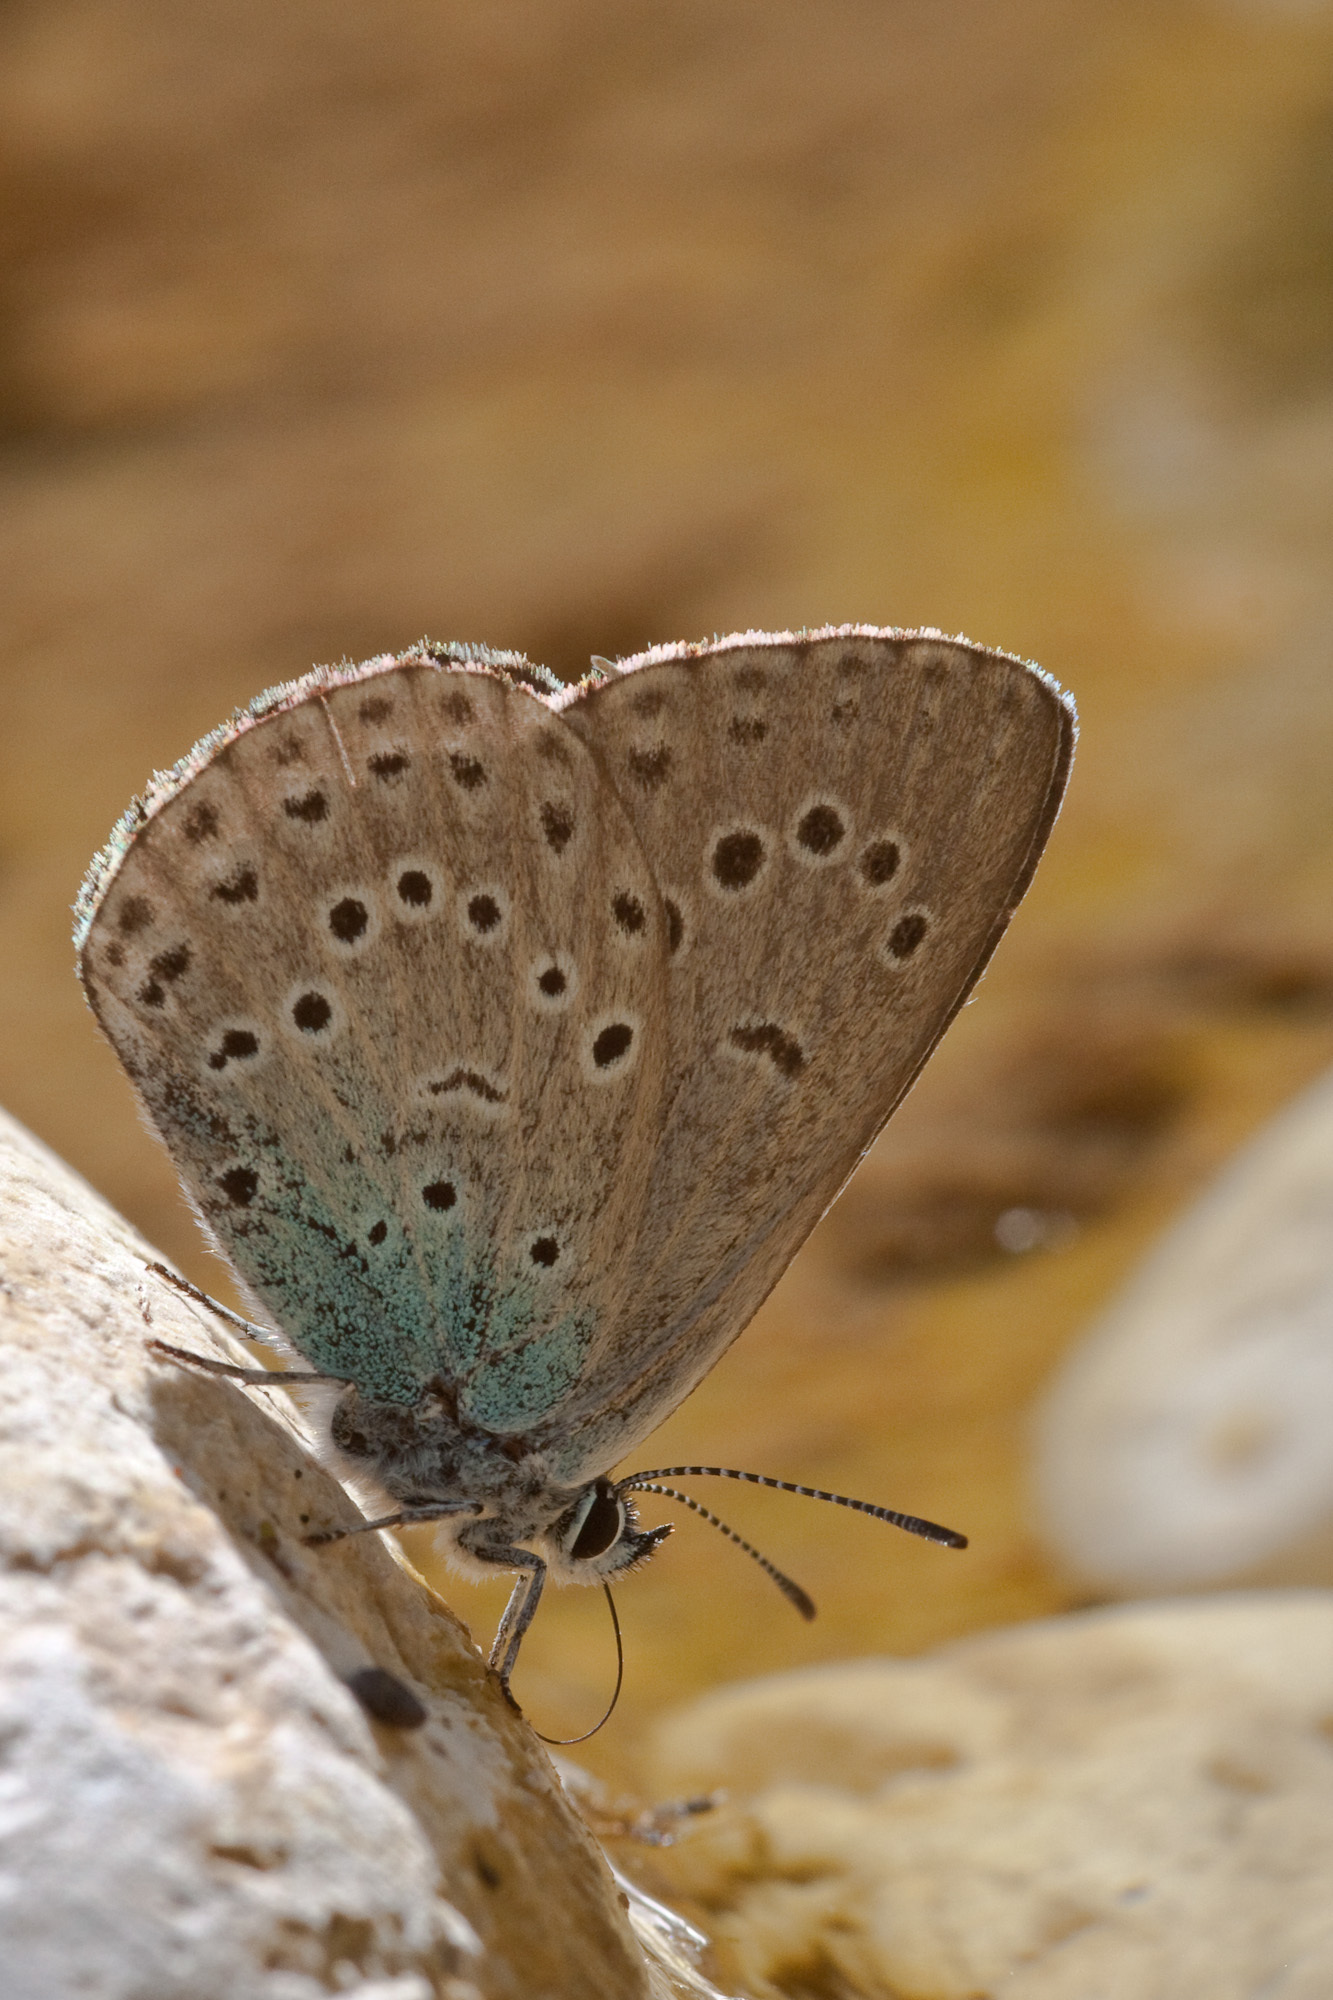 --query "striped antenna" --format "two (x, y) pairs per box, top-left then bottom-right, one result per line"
(621, 1466), (968, 1550)
(625, 1481), (816, 1619)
